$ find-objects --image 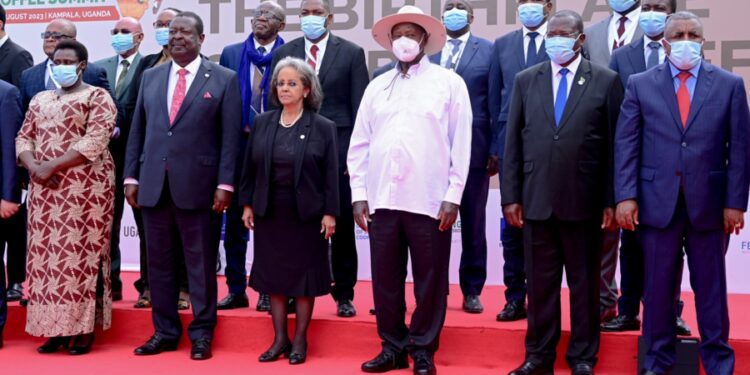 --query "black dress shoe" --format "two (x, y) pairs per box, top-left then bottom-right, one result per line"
(412, 351), (436, 375)
(191, 338), (212, 360)
(572, 362), (594, 375)
(6, 283), (23, 302)
(601, 315), (641, 332)
(258, 342), (292, 362)
(37, 336), (72, 354)
(370, 308), (377, 315)
(217, 293), (249, 310)
(508, 360), (554, 375)
(361, 351), (409, 373)
(462, 295), (484, 314)
(68, 333), (95, 355)
(600, 306), (617, 323)
(676, 317), (692, 336)
(497, 301), (527, 322)
(134, 334), (179, 355)
(256, 293), (271, 312)
(641, 371), (660, 375)
(289, 350), (307, 365)
(337, 299), (357, 317)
